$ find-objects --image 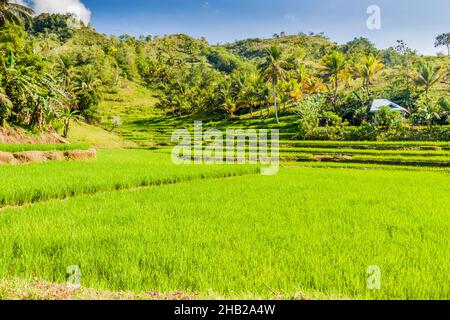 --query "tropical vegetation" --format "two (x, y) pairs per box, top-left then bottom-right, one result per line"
(0, 1), (449, 301)
(0, 1), (448, 141)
